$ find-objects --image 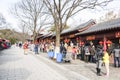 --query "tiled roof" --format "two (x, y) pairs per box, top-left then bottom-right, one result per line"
(37, 19), (95, 38)
(61, 19), (95, 34)
(76, 18), (120, 35)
